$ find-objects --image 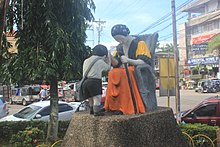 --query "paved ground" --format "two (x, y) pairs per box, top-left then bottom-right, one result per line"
(7, 89), (220, 115)
(156, 89), (219, 113)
